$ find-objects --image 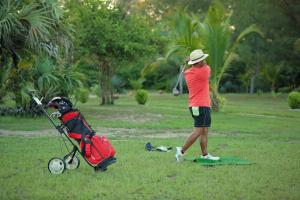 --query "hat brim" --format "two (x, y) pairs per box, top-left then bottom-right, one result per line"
(188, 54), (209, 65)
